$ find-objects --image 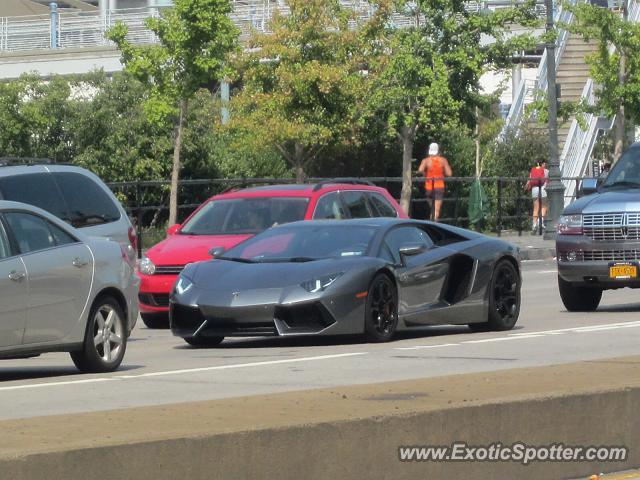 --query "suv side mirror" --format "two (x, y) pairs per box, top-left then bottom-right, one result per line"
(167, 224), (181, 235)
(578, 178), (599, 198)
(399, 243), (427, 257)
(209, 246), (225, 258)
